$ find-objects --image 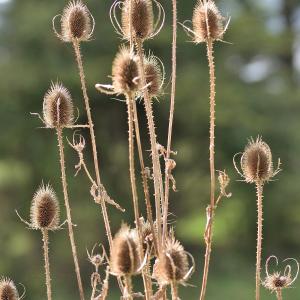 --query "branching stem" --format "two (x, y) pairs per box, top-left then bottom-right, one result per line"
(199, 37), (216, 300)
(56, 127), (85, 300)
(163, 0), (177, 240)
